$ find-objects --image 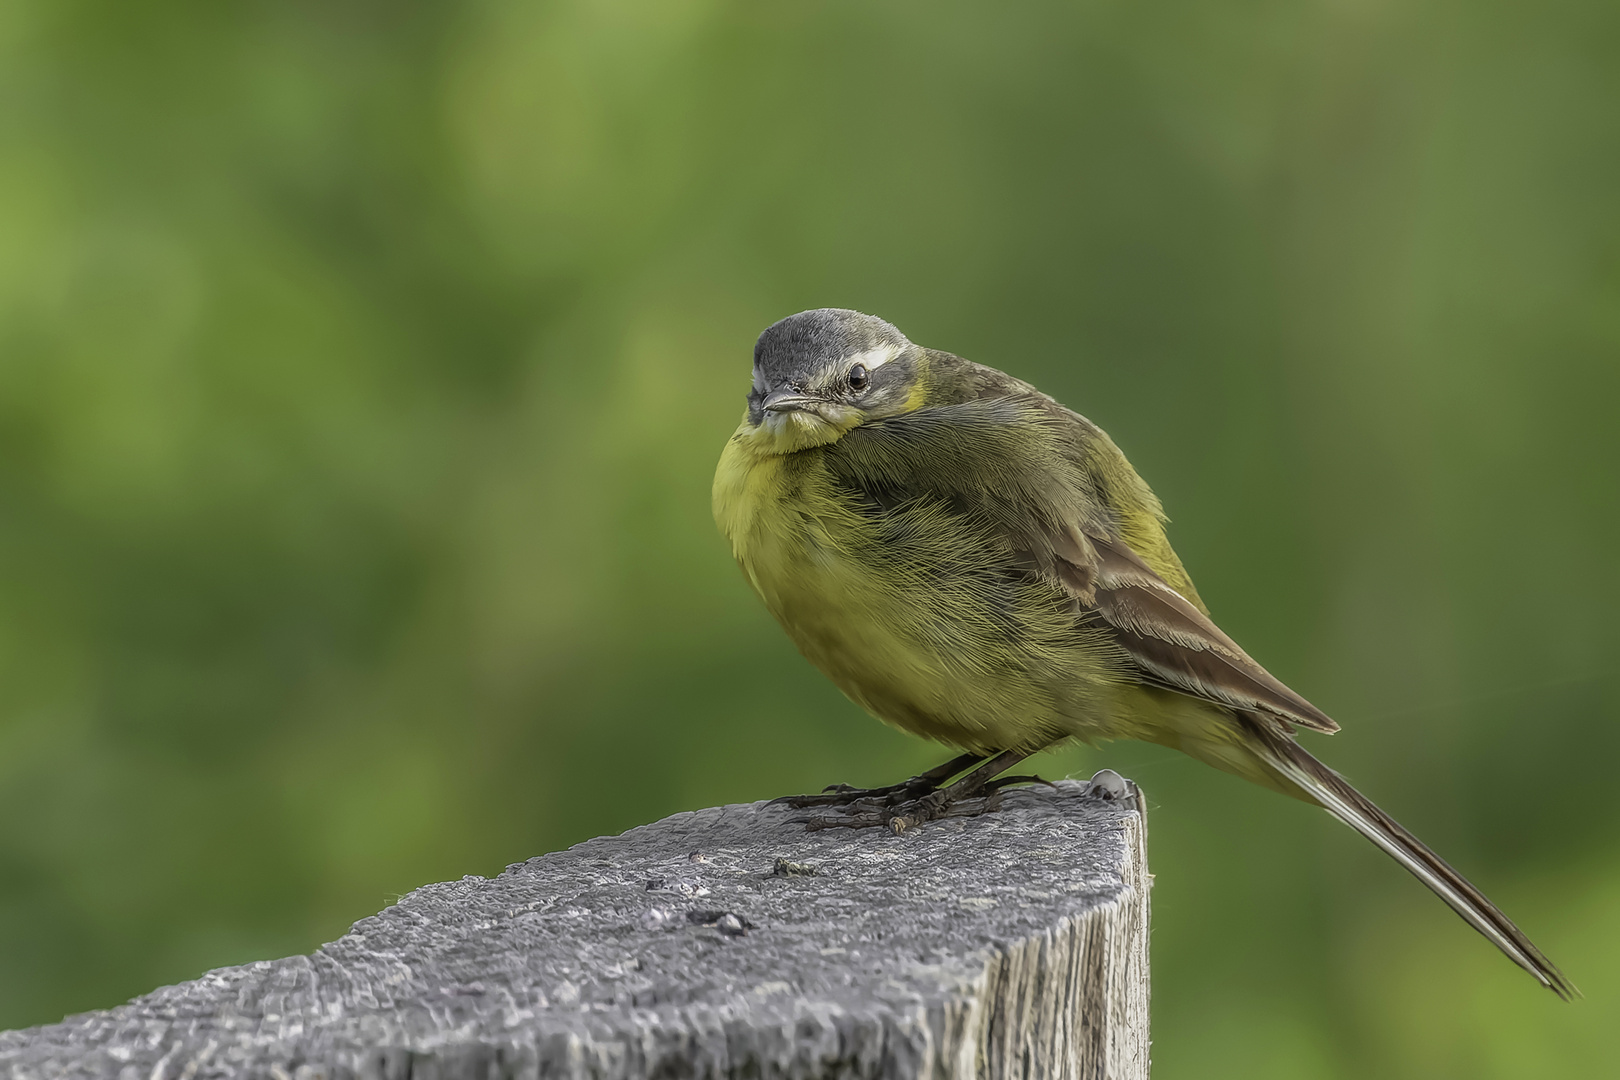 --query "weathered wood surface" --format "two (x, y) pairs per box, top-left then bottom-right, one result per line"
(1, 776), (1150, 1080)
